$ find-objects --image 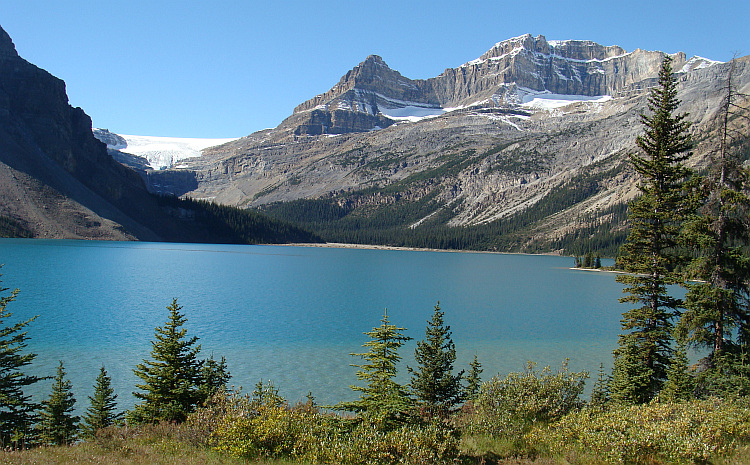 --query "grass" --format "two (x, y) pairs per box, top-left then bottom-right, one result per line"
(0, 424), (248, 465)
(4, 434), (750, 465)
(4, 419), (750, 465)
